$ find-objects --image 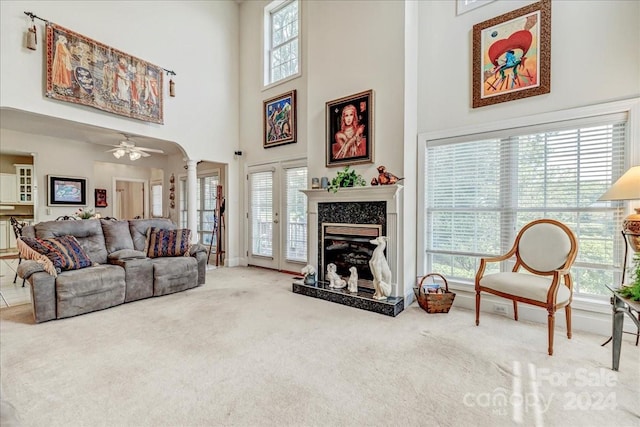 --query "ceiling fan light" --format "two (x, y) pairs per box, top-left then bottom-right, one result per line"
(129, 151), (142, 161)
(113, 149), (125, 159)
